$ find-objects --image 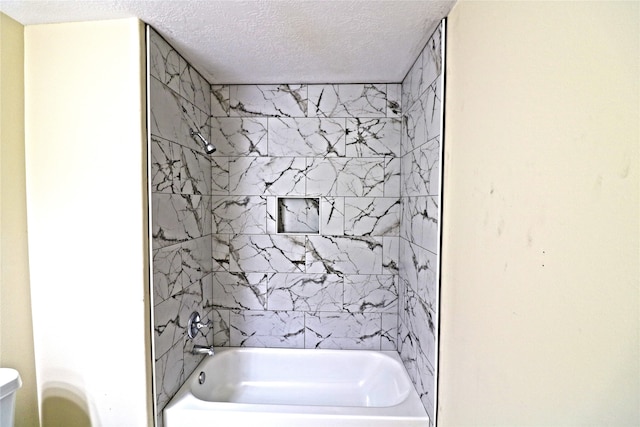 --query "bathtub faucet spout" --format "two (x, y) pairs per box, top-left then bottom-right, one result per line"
(191, 345), (215, 356)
